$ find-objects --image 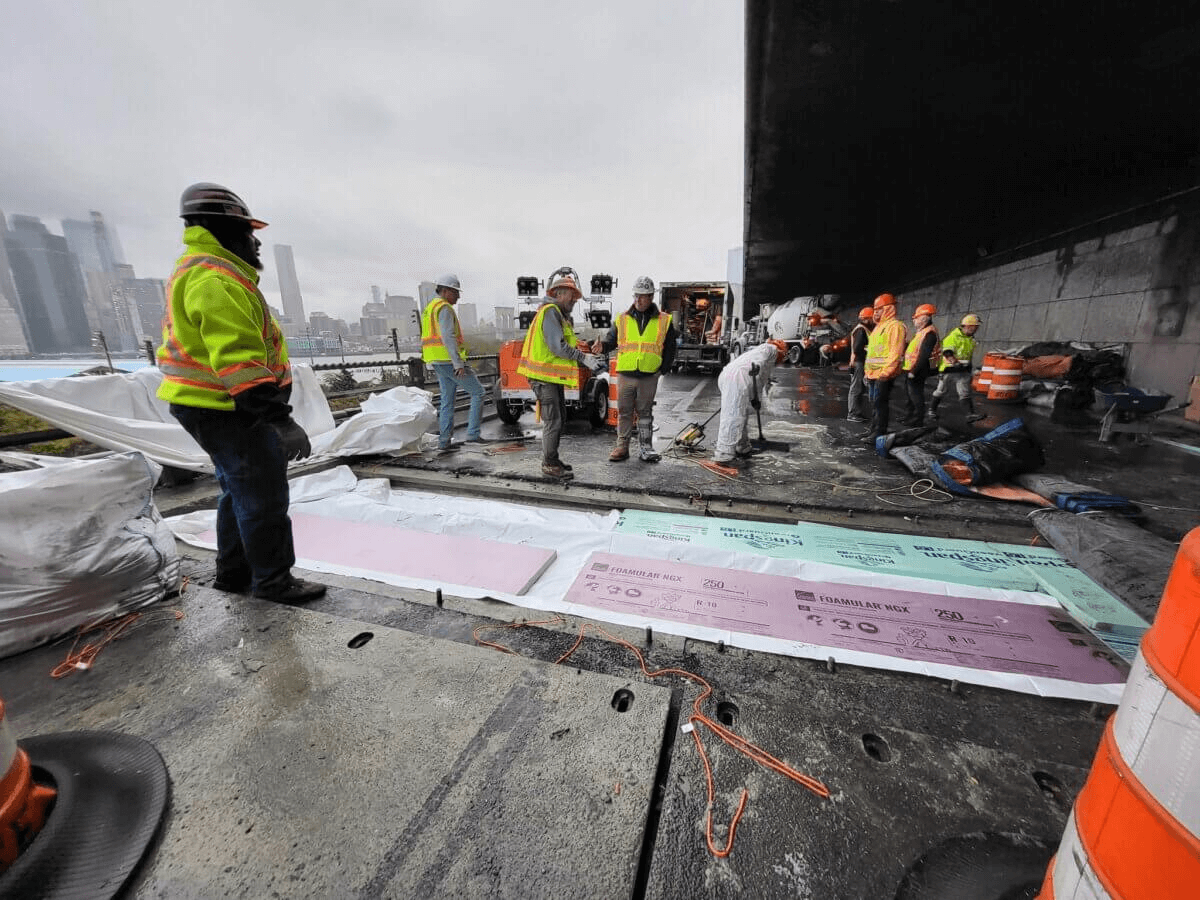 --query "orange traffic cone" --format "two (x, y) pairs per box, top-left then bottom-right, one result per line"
(0, 698), (56, 875)
(1038, 527), (1200, 898)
